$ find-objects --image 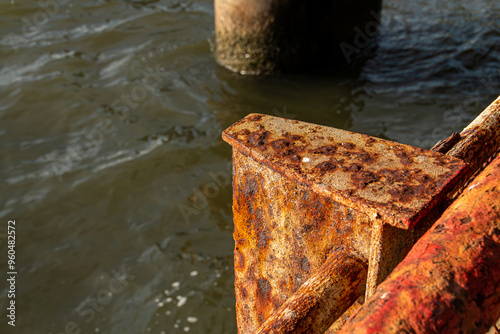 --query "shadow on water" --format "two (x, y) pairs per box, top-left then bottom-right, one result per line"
(211, 66), (368, 132)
